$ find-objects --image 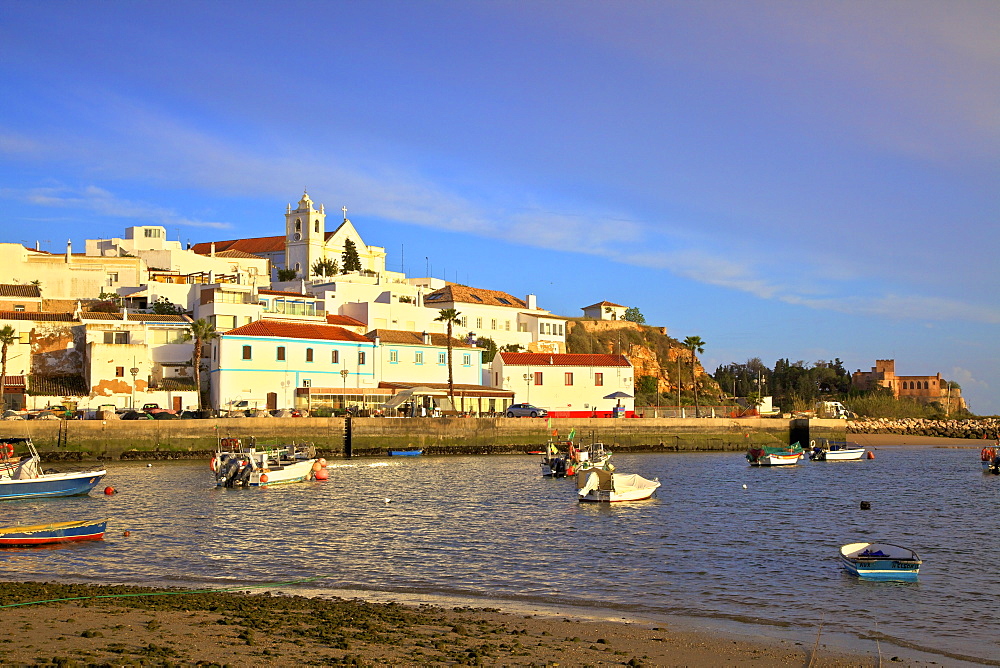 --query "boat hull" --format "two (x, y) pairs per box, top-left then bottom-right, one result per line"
(388, 450), (422, 456)
(0, 519), (107, 547)
(246, 458), (316, 486)
(839, 542), (921, 581)
(0, 470), (107, 500)
(754, 453), (801, 466)
(817, 448), (866, 461)
(577, 471), (660, 502)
